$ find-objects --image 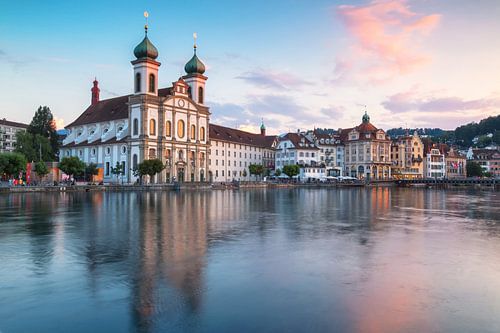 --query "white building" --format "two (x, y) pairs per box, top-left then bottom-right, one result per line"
(305, 129), (344, 177)
(208, 124), (276, 182)
(424, 147), (446, 178)
(0, 119), (28, 153)
(61, 25), (210, 183)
